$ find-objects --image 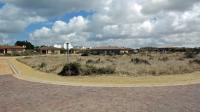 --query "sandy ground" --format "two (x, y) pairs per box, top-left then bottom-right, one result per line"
(10, 57), (200, 87)
(0, 58), (13, 75)
(0, 75), (200, 112)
